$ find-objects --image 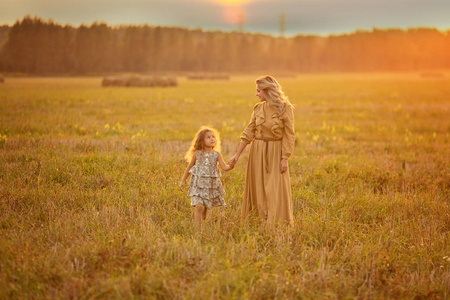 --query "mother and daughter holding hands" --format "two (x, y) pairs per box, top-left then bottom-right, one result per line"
(179, 75), (295, 229)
